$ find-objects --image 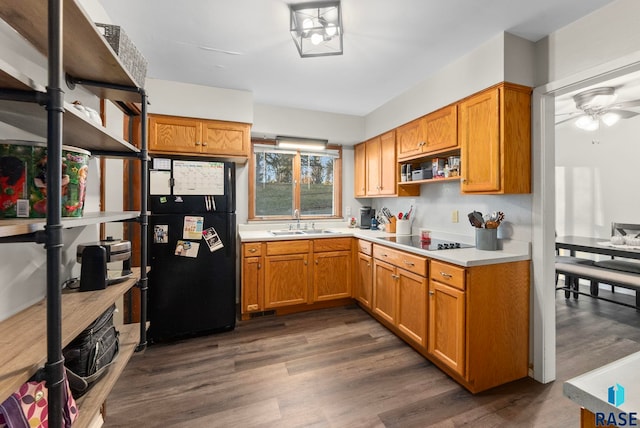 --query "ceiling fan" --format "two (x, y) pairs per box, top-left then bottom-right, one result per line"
(556, 86), (640, 130)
